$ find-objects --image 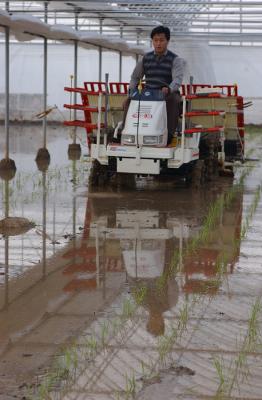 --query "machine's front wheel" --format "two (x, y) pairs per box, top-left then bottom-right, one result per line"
(89, 160), (109, 187)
